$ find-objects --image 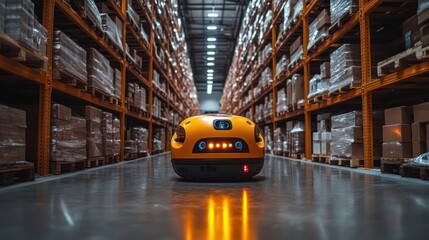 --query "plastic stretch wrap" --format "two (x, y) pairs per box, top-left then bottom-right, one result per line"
(85, 106), (102, 158)
(153, 128), (165, 152)
(87, 48), (114, 96)
(0, 0), (5, 32)
(276, 56), (288, 77)
(87, 131), (102, 157)
(331, 126), (363, 144)
(308, 9), (330, 51)
(284, 0), (302, 30)
(291, 74), (304, 106)
(85, 106), (102, 124)
(276, 88), (287, 114)
(127, 3), (140, 29)
(33, 20), (48, 56)
(113, 117), (120, 155)
(261, 67), (273, 88)
(291, 121), (305, 153)
(329, 44), (361, 94)
(274, 128), (286, 152)
(5, 0), (35, 50)
(331, 142), (363, 158)
(53, 30), (88, 83)
(101, 13), (122, 51)
(130, 127), (148, 153)
(308, 74), (321, 98)
(289, 45), (303, 66)
(113, 68), (121, 99)
(419, 0), (429, 14)
(264, 126), (273, 151)
(330, 0), (358, 24)
(410, 152), (429, 166)
(0, 110), (26, 163)
(331, 111), (362, 129)
(140, 25), (149, 44)
(102, 112), (113, 134)
(124, 140), (137, 154)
